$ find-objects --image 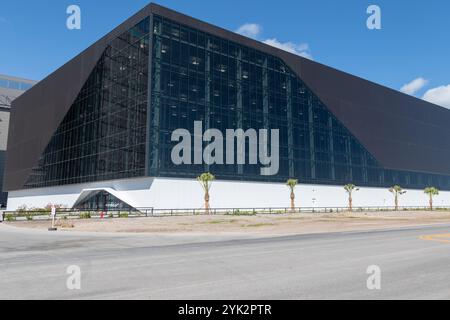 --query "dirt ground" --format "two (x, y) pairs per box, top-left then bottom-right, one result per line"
(6, 211), (450, 235)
